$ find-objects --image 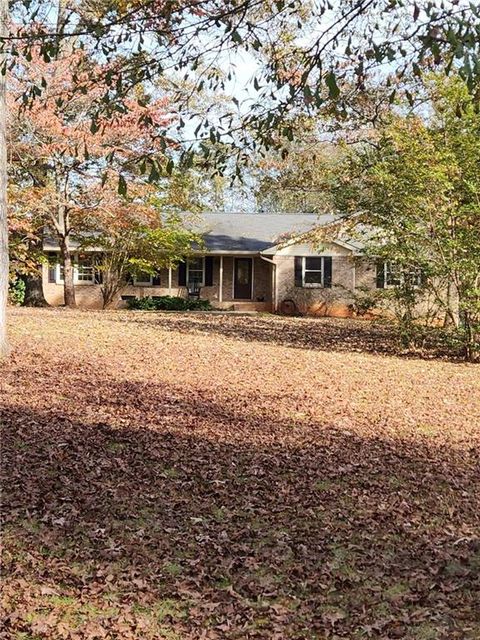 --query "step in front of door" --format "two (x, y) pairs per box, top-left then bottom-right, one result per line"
(232, 301), (272, 312)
